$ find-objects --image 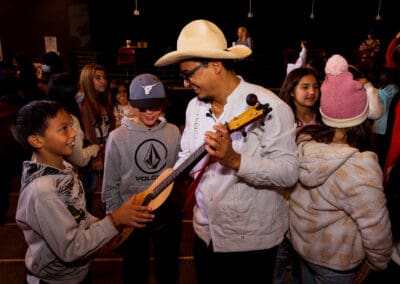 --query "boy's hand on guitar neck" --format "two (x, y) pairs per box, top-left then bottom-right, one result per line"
(204, 123), (241, 171)
(111, 195), (155, 229)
